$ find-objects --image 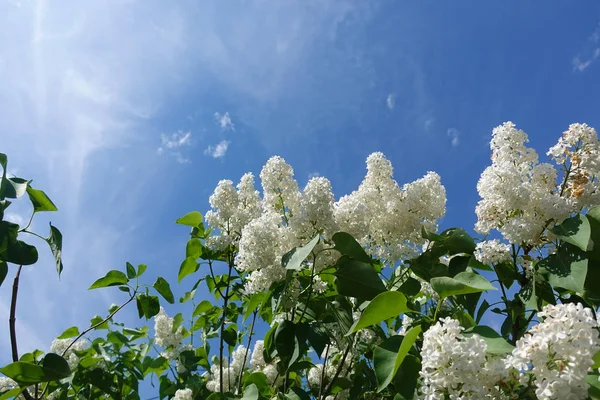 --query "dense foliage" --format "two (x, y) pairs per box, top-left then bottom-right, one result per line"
(3, 122), (600, 399)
